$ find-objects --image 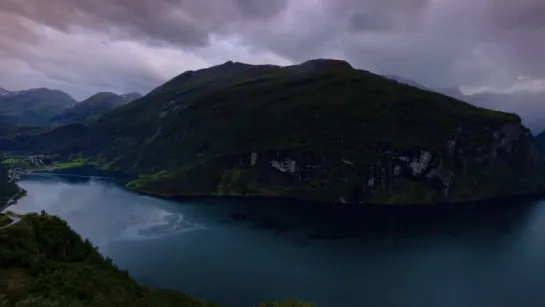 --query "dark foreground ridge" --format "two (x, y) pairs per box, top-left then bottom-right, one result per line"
(0, 211), (313, 307)
(3, 58), (545, 204)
